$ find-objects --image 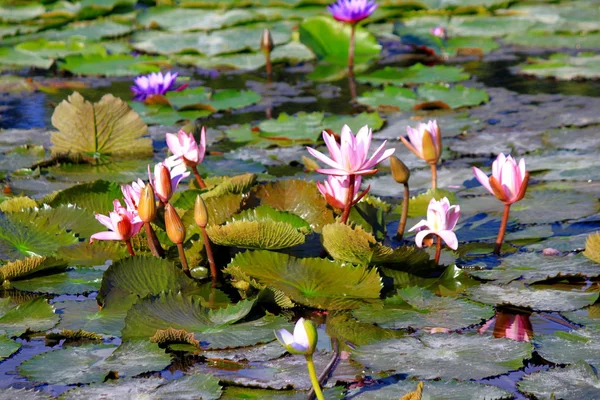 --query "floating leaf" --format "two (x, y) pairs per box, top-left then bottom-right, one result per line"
(58, 53), (167, 76)
(417, 83), (489, 109)
(0, 256), (67, 282)
(356, 64), (469, 86)
(258, 112), (324, 143)
(0, 196), (37, 213)
(18, 341), (171, 385)
(357, 86), (417, 111)
(0, 297), (59, 336)
(299, 16), (380, 66)
(221, 386), (345, 400)
(224, 250), (382, 310)
(353, 286), (494, 331)
(584, 232), (600, 263)
(517, 53), (600, 80)
(9, 267), (102, 295)
(518, 361), (600, 400)
(166, 87), (261, 111)
(535, 327), (600, 365)
(0, 388), (51, 400)
(46, 180), (123, 214)
(122, 293), (288, 349)
(354, 333), (532, 380)
(0, 334), (20, 360)
(321, 112), (385, 133)
(468, 284), (600, 312)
